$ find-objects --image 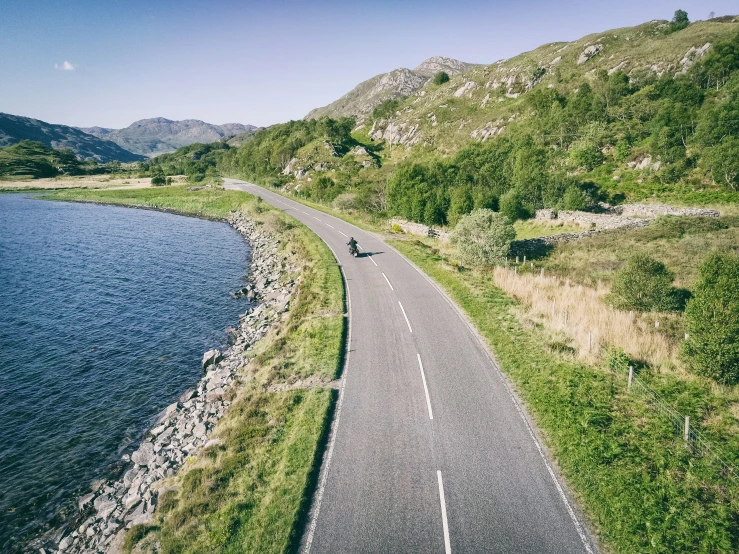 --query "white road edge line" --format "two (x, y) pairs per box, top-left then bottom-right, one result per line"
(382, 273), (394, 291)
(303, 243), (352, 554)
(369, 255), (378, 267)
(398, 301), (412, 333)
(437, 471), (452, 554)
(417, 354), (433, 420)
